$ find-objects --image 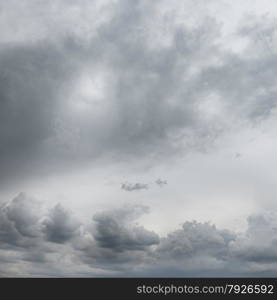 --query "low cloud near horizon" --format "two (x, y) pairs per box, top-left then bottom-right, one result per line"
(1, 193), (277, 277)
